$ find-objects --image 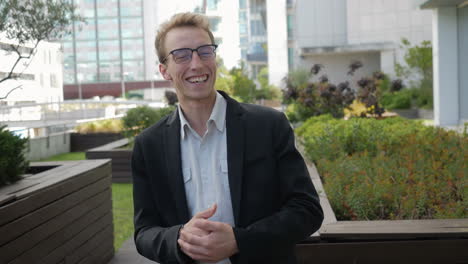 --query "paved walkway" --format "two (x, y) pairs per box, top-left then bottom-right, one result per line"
(108, 238), (158, 264)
